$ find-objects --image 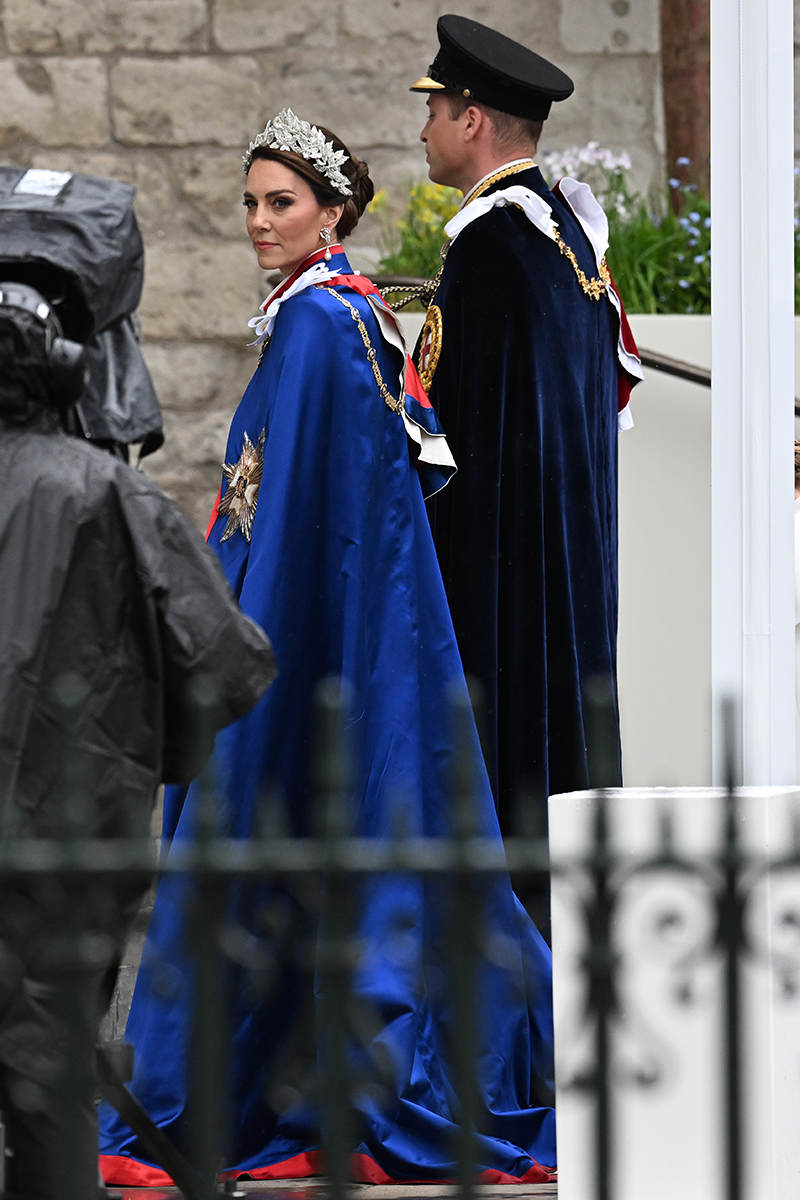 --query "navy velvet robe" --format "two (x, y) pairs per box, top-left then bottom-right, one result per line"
(424, 165), (624, 831)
